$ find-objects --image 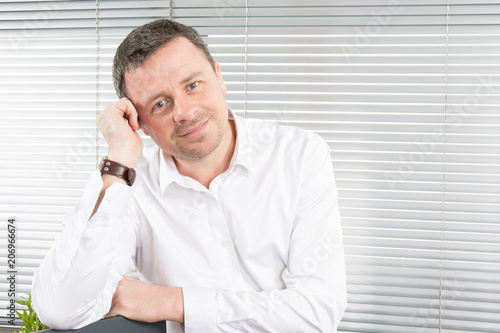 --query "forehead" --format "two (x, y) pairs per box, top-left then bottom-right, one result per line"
(123, 37), (212, 100)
